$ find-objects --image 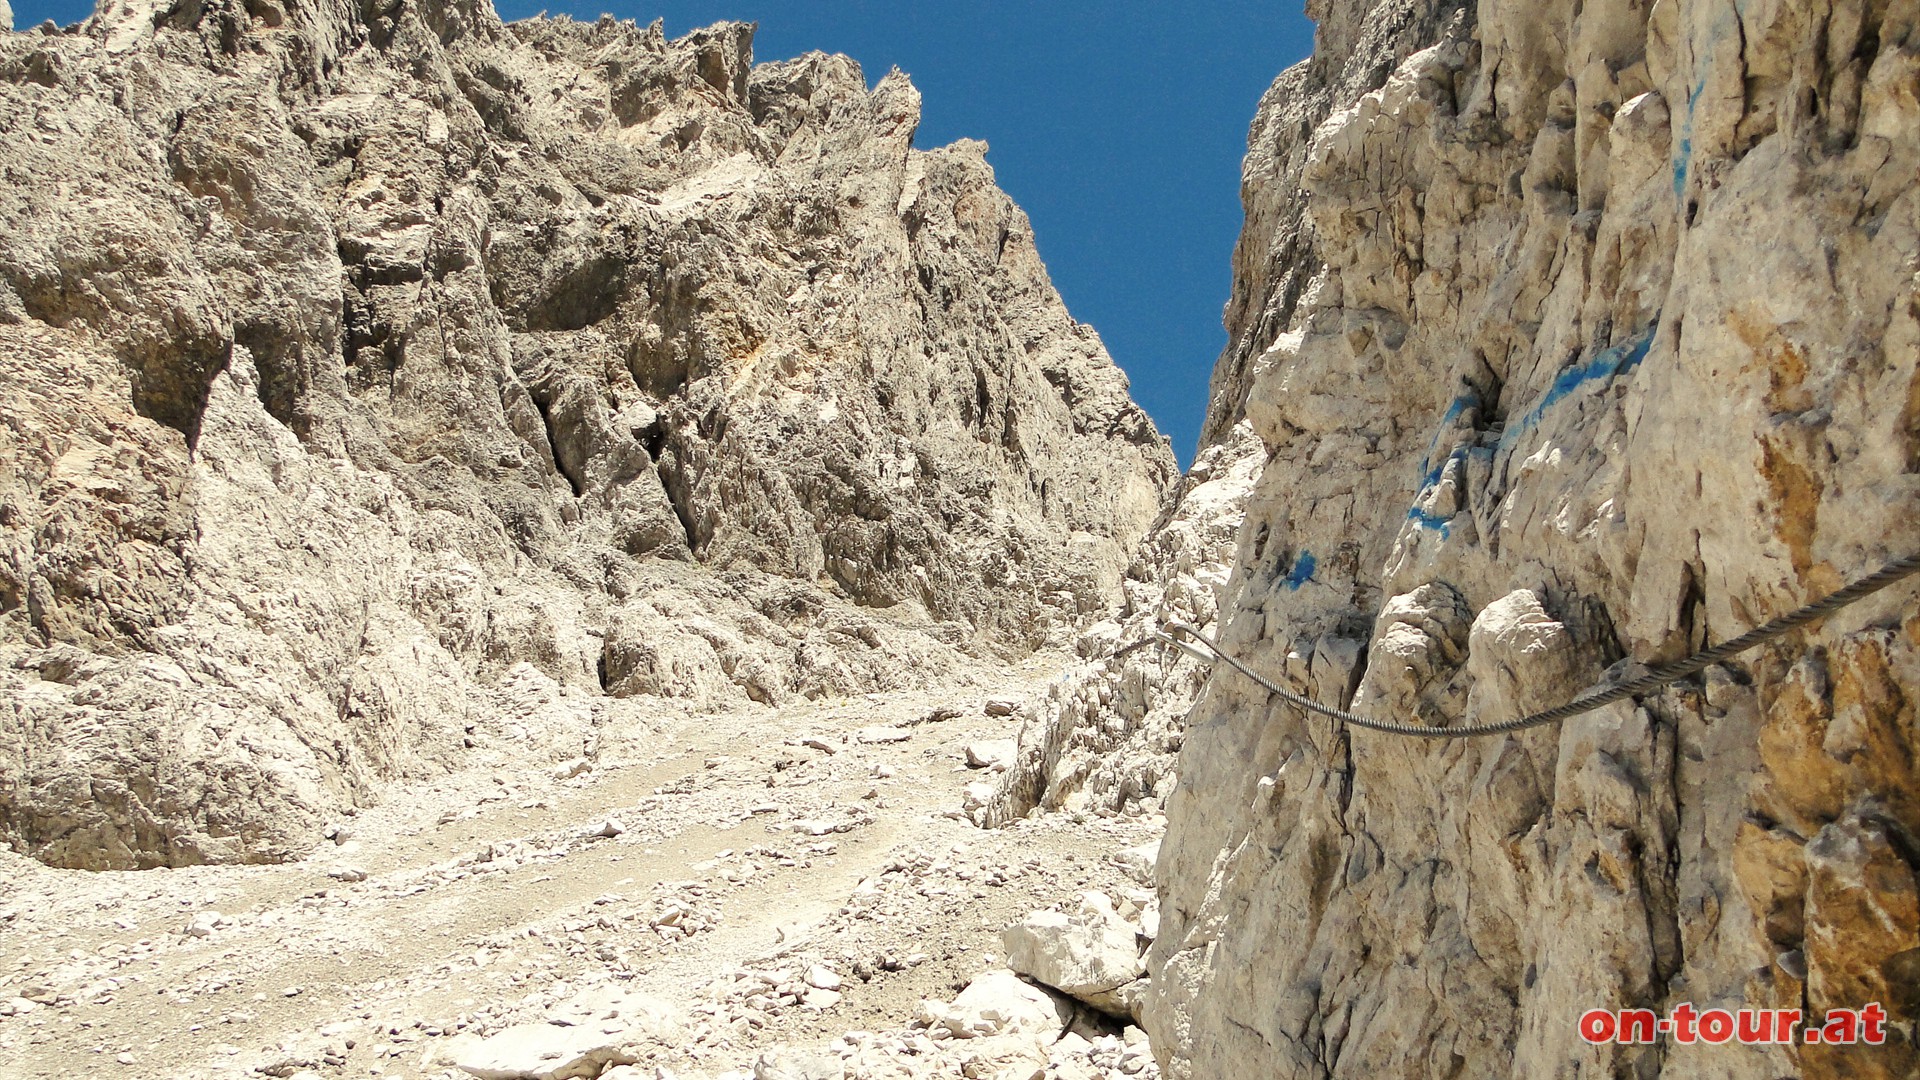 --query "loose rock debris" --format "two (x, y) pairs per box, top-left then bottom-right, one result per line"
(0, 666), (1163, 1080)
